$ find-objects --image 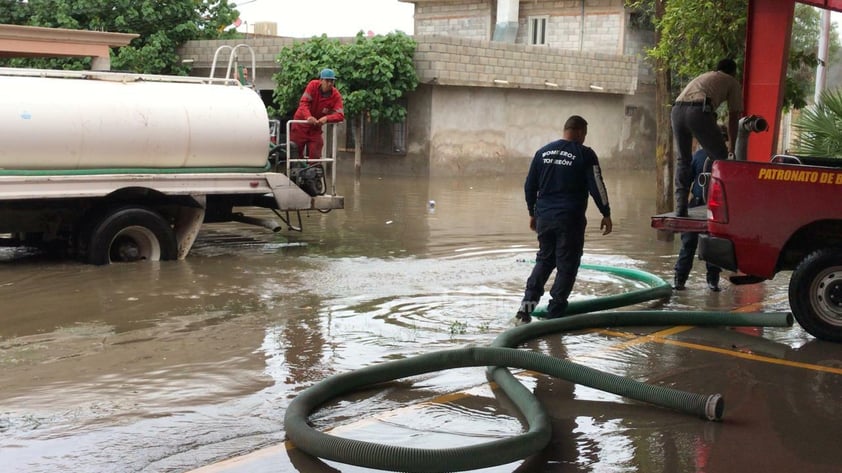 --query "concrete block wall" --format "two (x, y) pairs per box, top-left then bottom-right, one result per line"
(413, 35), (638, 95)
(515, 0), (625, 54)
(414, 0), (493, 41)
(178, 37), (295, 70)
(180, 34), (637, 97)
(581, 13), (622, 53)
(625, 28), (656, 86)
